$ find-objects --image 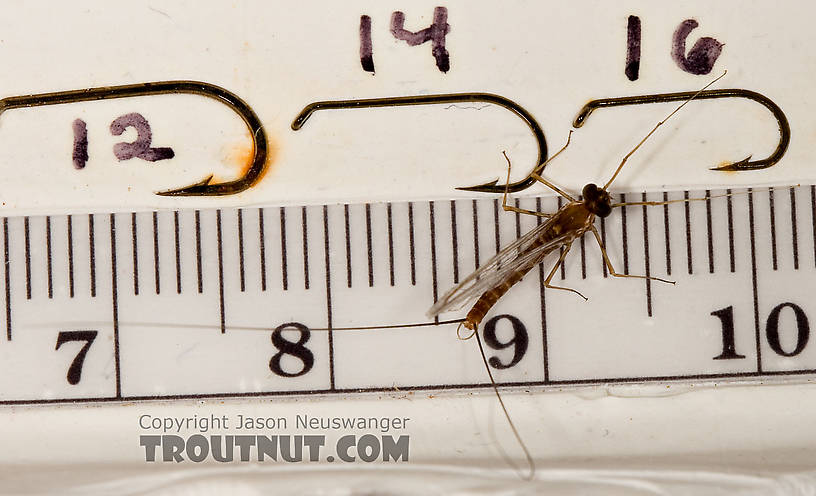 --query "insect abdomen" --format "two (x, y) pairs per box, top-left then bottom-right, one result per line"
(461, 207), (588, 330)
(464, 270), (527, 330)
